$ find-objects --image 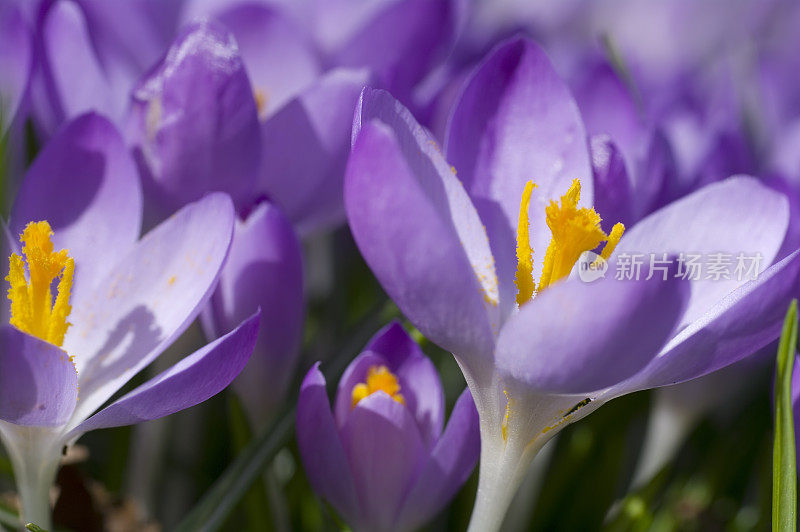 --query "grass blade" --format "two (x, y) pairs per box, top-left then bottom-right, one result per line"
(773, 299), (798, 531)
